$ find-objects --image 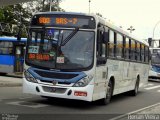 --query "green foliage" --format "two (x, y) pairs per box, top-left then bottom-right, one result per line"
(0, 0), (64, 37)
(25, 0), (64, 13)
(0, 4), (31, 37)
